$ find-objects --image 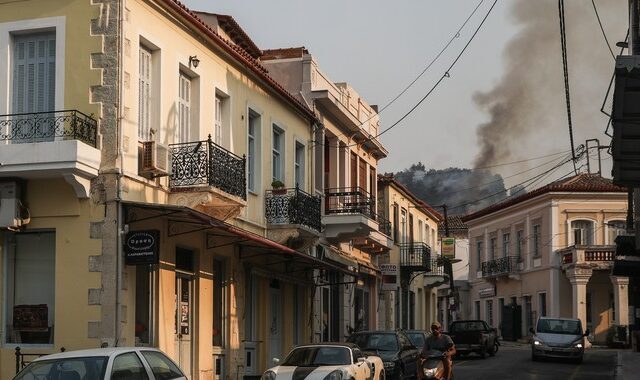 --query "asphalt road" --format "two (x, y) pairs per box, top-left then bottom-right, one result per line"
(452, 343), (618, 380)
